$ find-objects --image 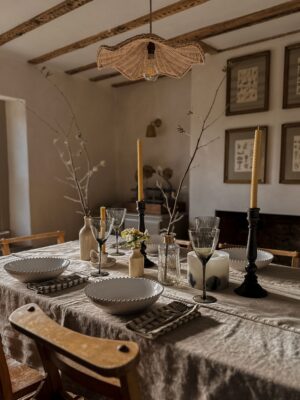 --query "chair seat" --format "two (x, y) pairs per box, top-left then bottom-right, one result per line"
(7, 356), (45, 397)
